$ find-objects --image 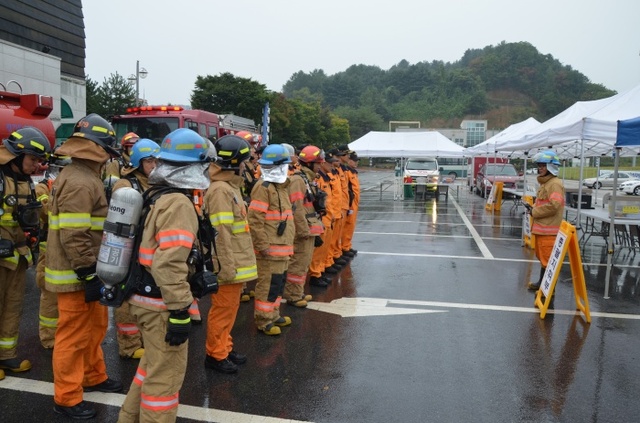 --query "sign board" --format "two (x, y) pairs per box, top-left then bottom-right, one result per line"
(534, 221), (591, 322)
(522, 195), (535, 249)
(485, 182), (503, 212)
